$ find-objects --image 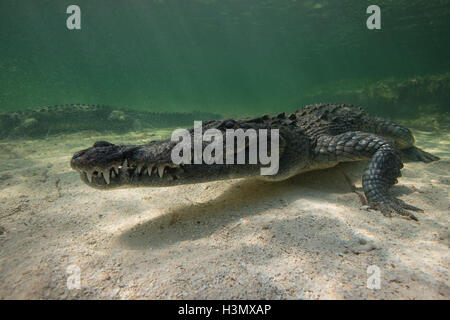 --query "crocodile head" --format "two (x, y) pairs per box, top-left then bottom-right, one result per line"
(70, 117), (302, 190)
